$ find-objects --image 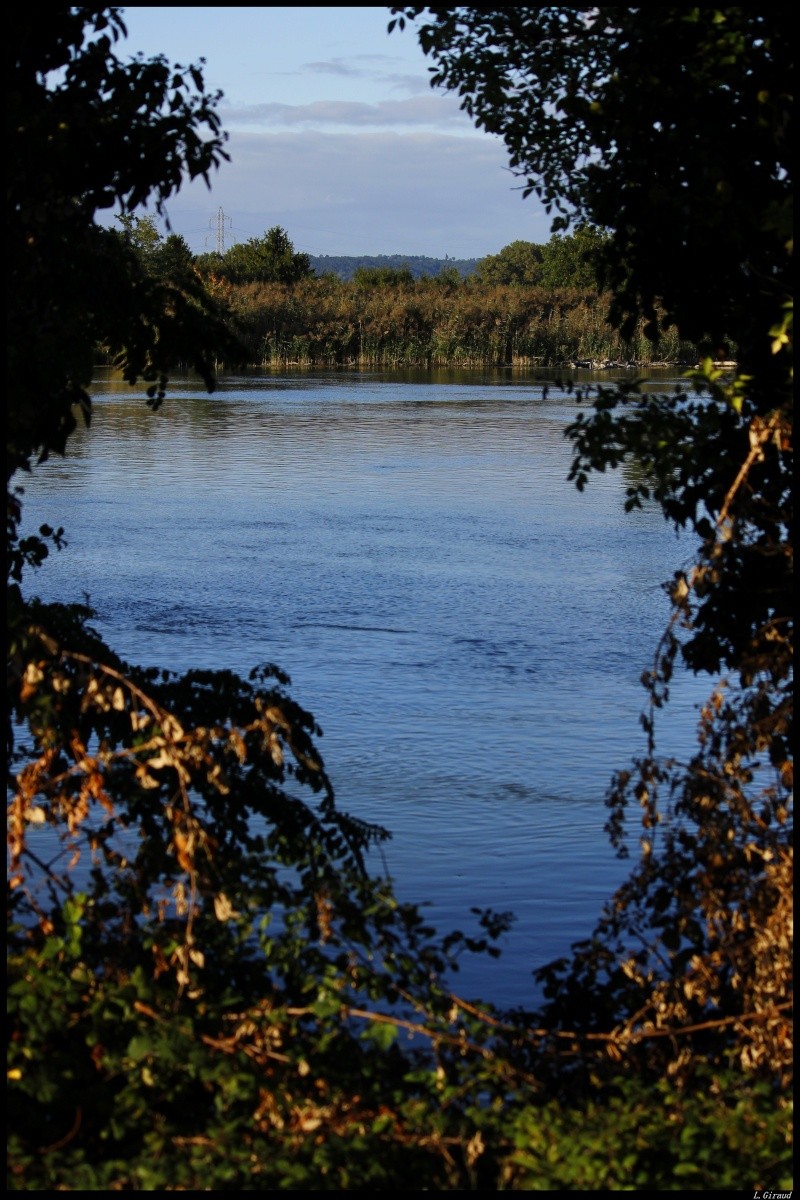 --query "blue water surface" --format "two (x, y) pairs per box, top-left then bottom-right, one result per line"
(18, 366), (707, 1007)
